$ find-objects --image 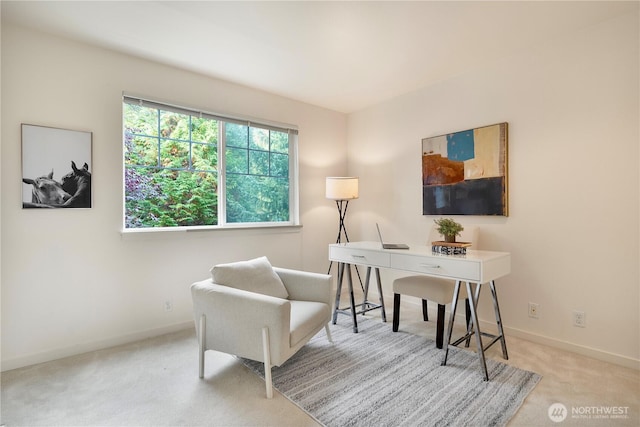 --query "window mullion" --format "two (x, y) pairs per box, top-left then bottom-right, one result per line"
(246, 126), (250, 175)
(289, 131), (299, 225)
(267, 129), (271, 177)
(218, 122), (227, 227)
(188, 115), (193, 170)
(156, 109), (162, 168)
